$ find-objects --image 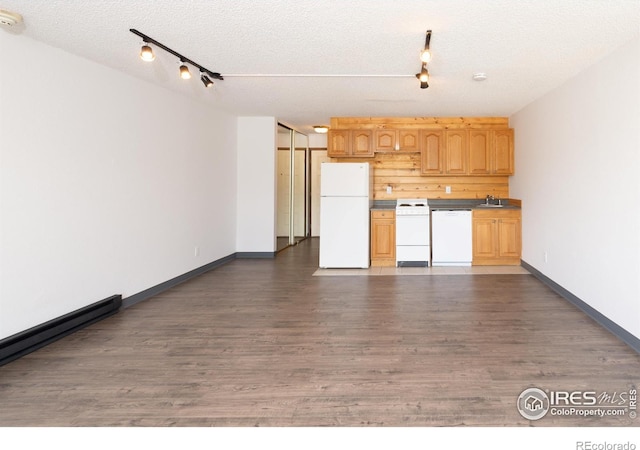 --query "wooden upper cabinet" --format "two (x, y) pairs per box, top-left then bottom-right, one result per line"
(491, 129), (514, 175)
(468, 130), (491, 175)
(420, 130), (444, 175)
(398, 130), (420, 152)
(420, 127), (514, 176)
(374, 129), (420, 152)
(374, 130), (396, 152)
(445, 130), (467, 175)
(327, 130), (350, 157)
(328, 120), (514, 173)
(351, 130), (374, 157)
(328, 129), (373, 157)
